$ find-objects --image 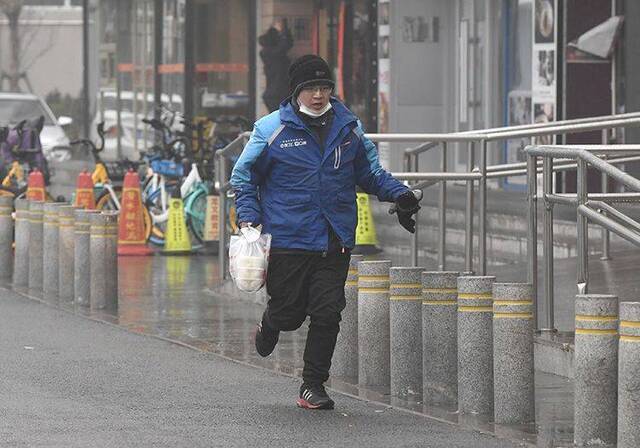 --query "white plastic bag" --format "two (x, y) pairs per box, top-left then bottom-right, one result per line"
(229, 226), (272, 292)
